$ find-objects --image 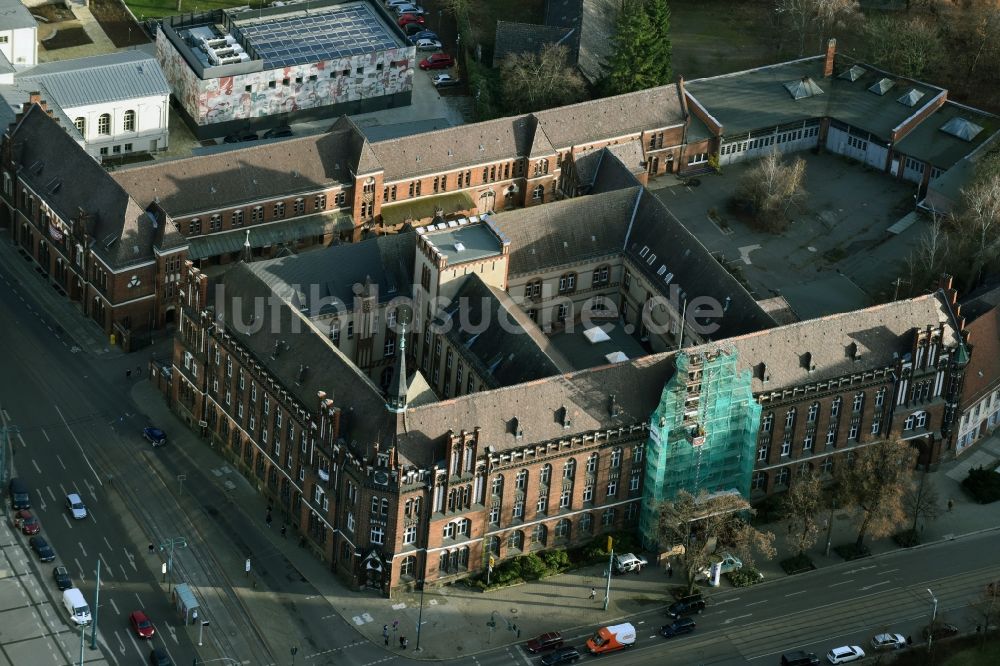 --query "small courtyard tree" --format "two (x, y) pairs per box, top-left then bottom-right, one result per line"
(734, 151), (807, 232)
(780, 472), (824, 556)
(834, 439), (918, 552)
(500, 44), (586, 114)
(656, 490), (775, 595)
(902, 469), (941, 536)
